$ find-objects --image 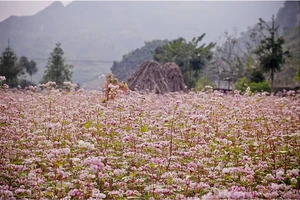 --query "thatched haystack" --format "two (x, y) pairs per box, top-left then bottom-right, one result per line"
(128, 60), (187, 94)
(128, 61), (170, 94)
(162, 62), (187, 92)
